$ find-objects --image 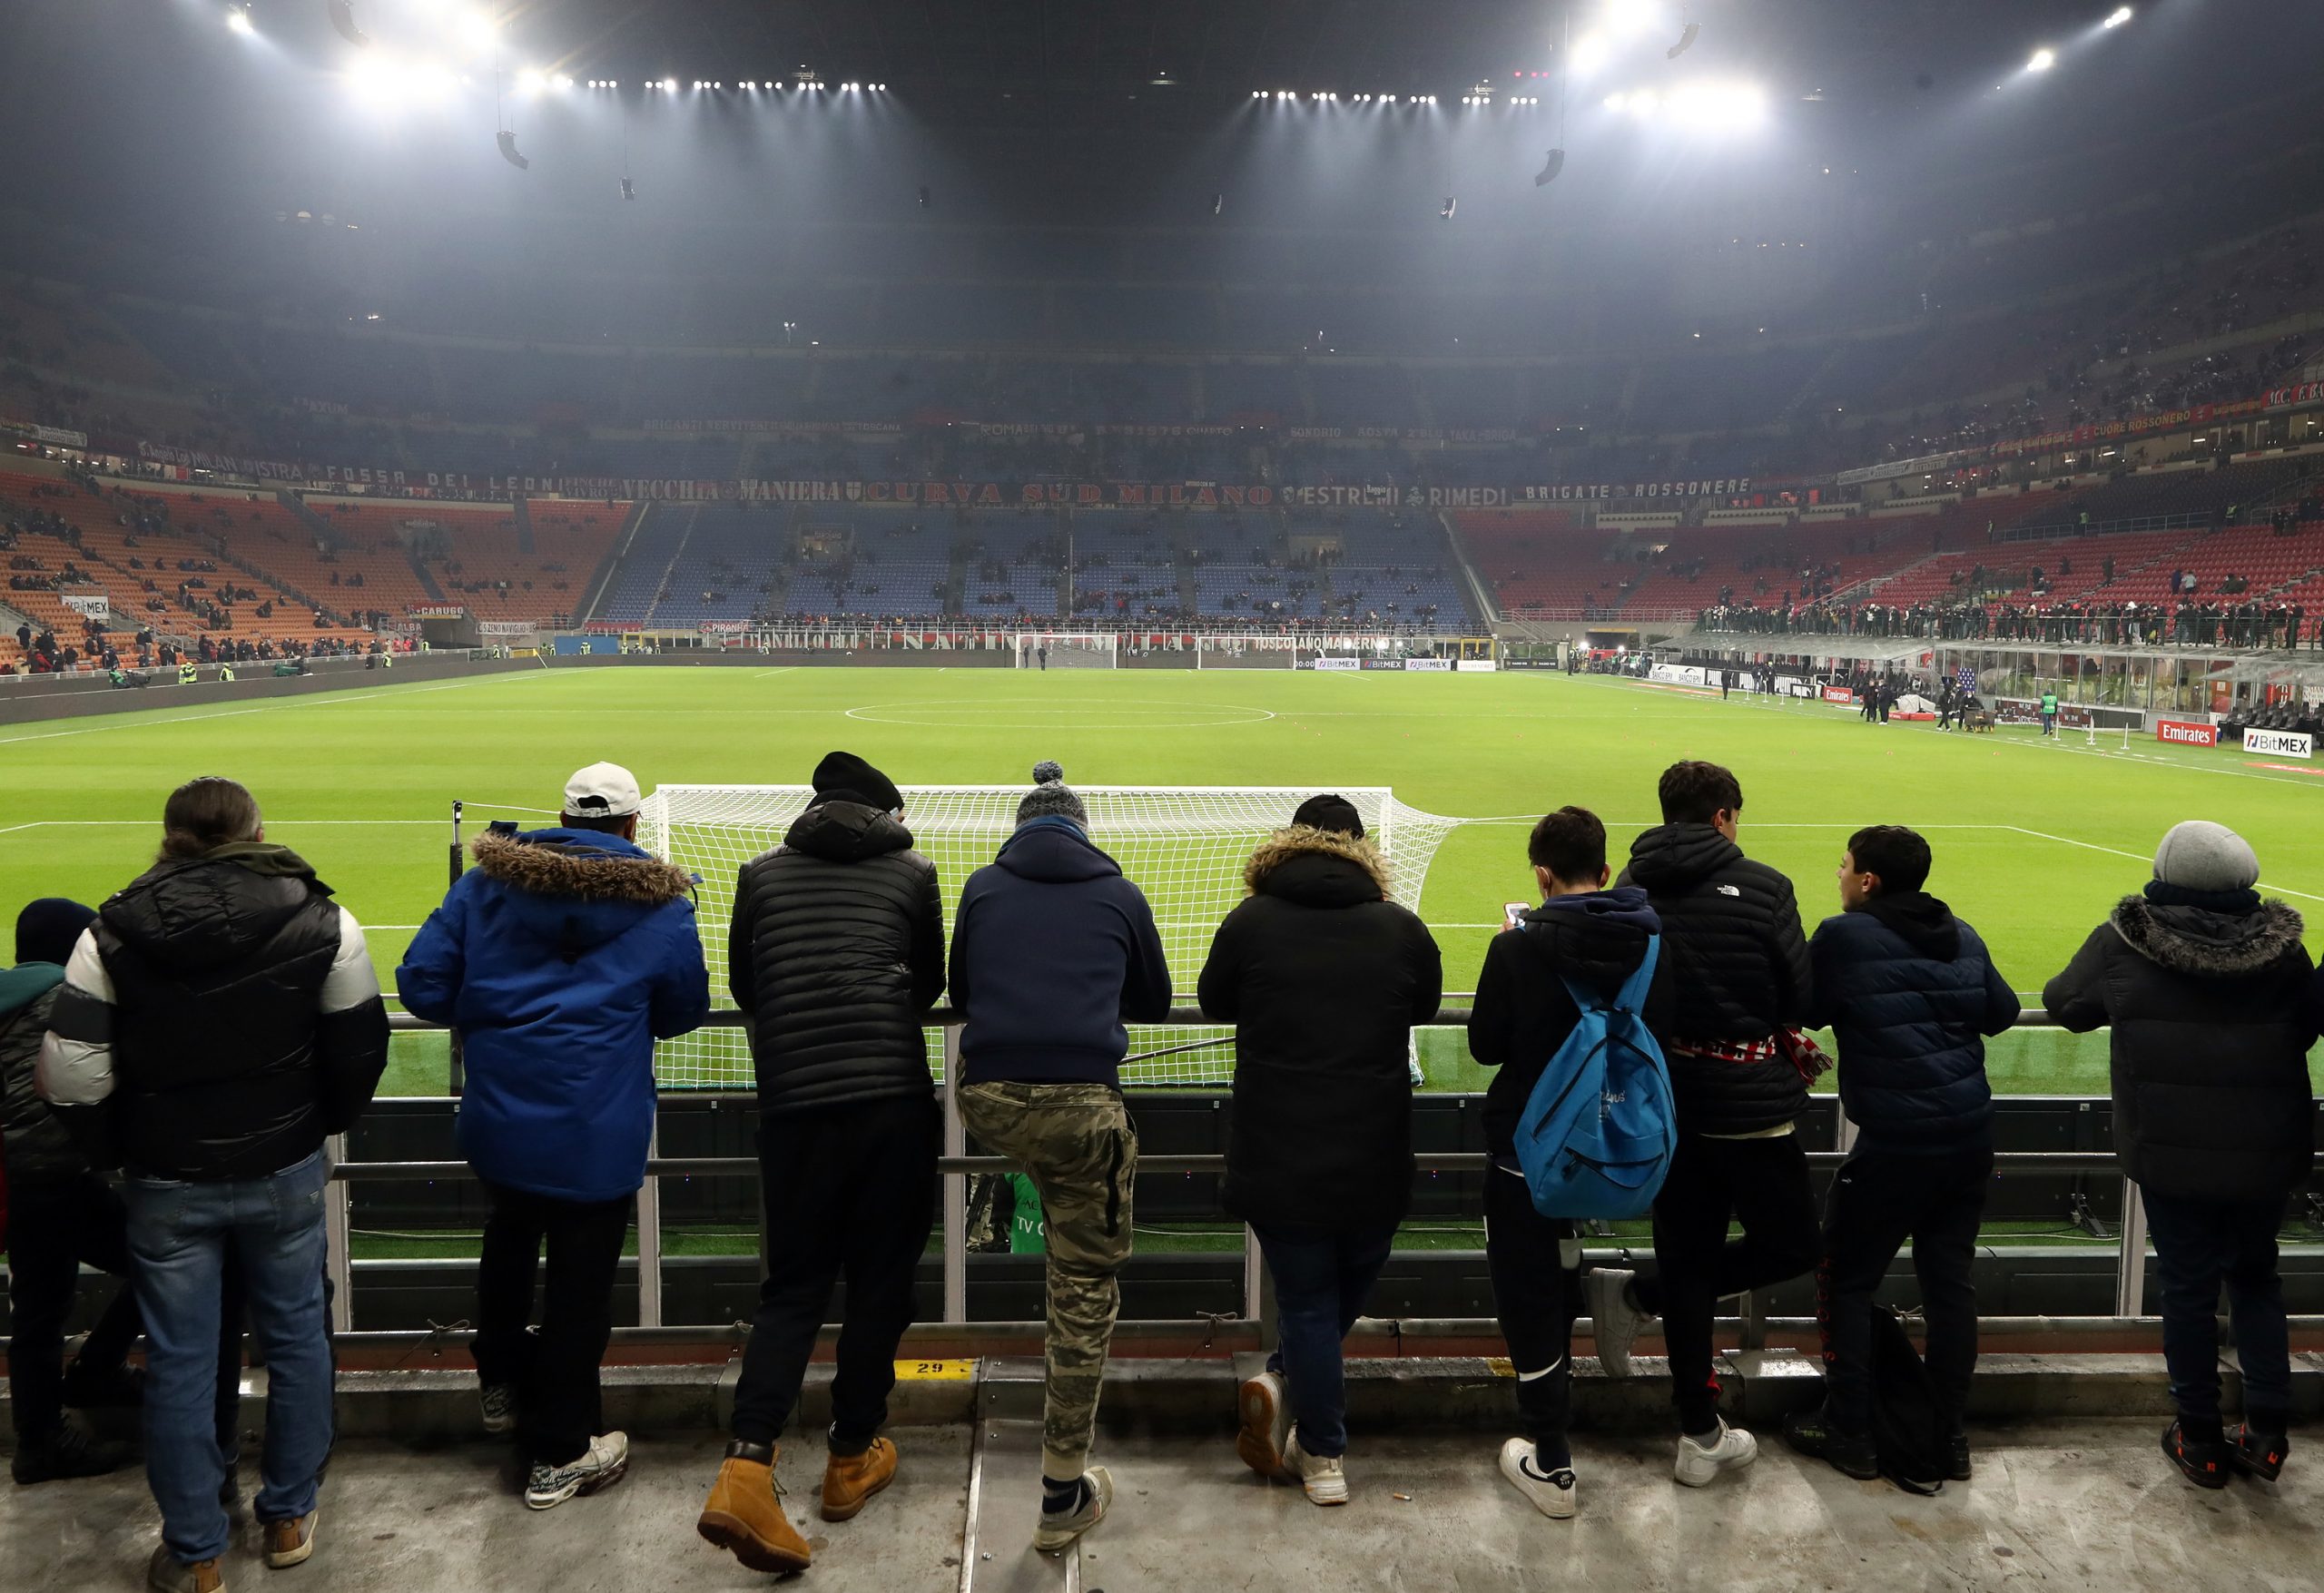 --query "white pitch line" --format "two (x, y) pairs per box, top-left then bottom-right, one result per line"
(2006, 825), (2324, 904)
(0, 672), (549, 747)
